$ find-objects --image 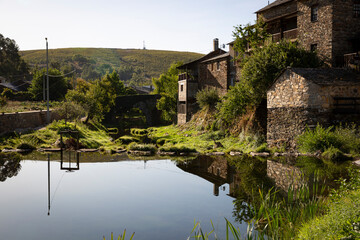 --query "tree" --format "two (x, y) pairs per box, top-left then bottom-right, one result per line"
(0, 34), (29, 81)
(28, 68), (69, 100)
(217, 40), (322, 125)
(152, 62), (183, 122)
(232, 18), (270, 57)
